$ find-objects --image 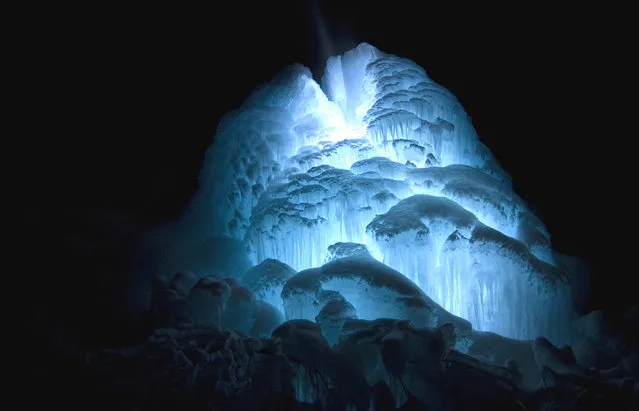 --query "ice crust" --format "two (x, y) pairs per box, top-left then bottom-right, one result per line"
(186, 43), (575, 343)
